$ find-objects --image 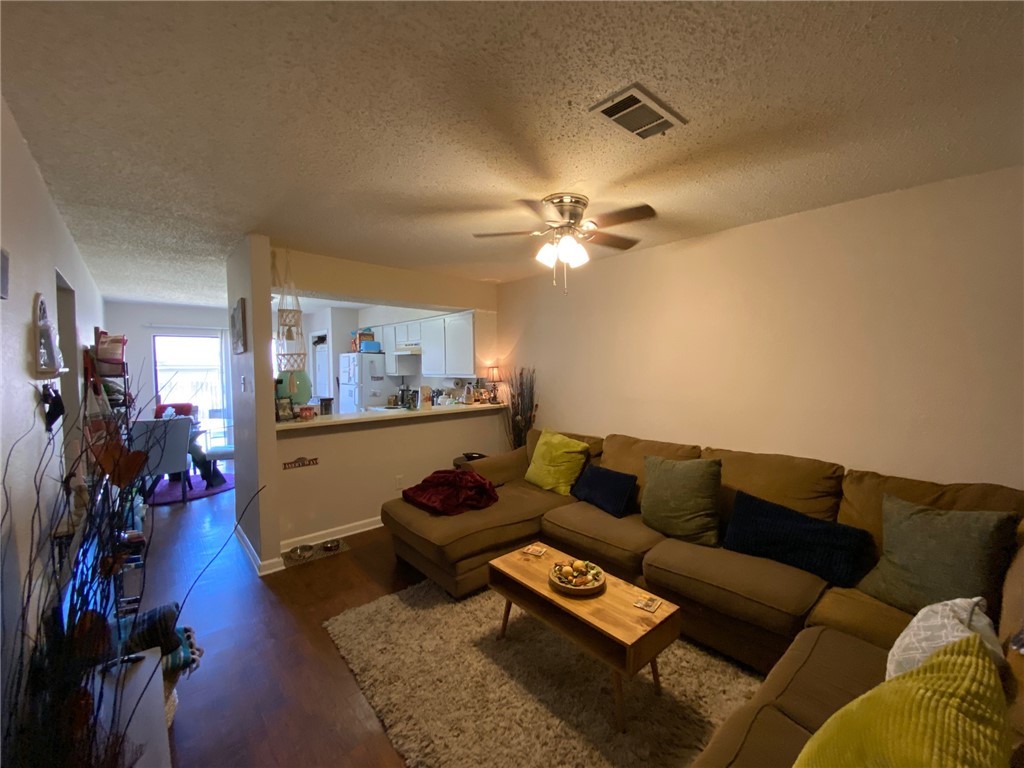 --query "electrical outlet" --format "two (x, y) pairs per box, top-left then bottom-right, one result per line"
(394, 474), (404, 489)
